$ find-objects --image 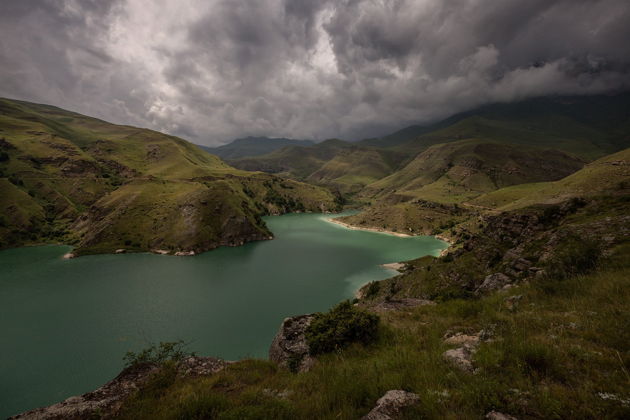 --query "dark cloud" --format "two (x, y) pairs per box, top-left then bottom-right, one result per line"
(1, 0), (629, 145)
